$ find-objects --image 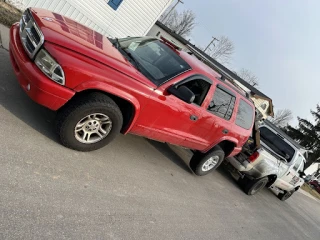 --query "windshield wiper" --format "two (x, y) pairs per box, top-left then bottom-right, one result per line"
(114, 38), (121, 49)
(123, 50), (143, 72)
(109, 37), (121, 50)
(110, 39), (141, 71)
